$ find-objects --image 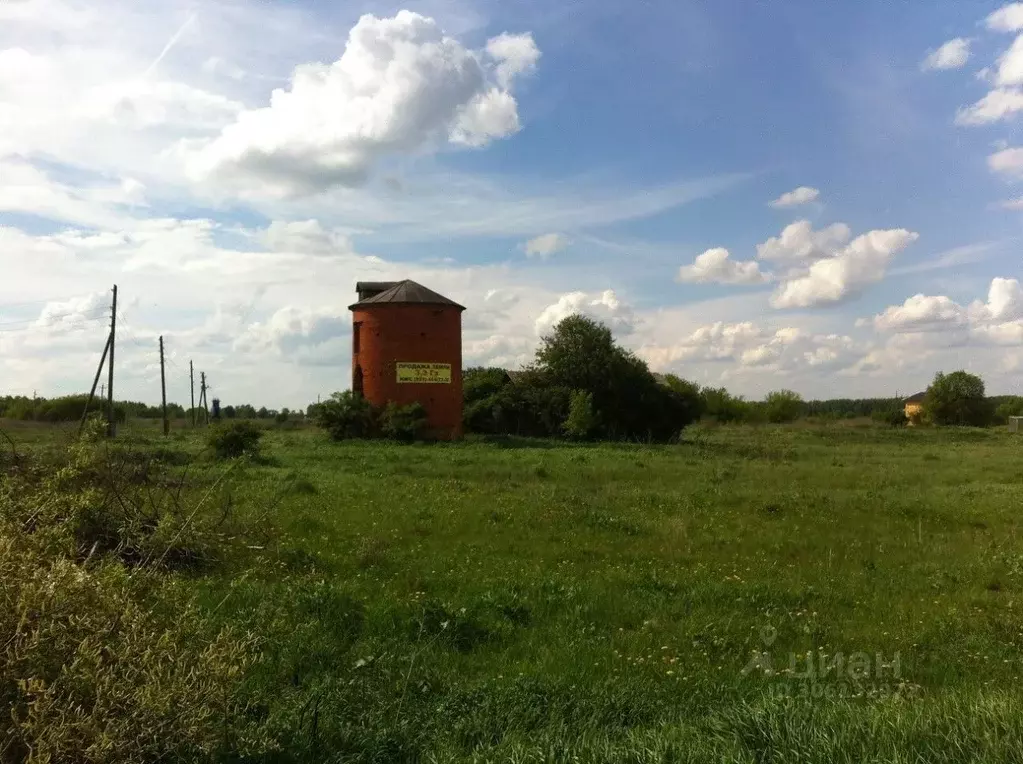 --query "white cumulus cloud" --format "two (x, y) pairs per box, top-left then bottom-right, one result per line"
(988, 146), (1023, 177)
(988, 4), (1023, 32)
(995, 34), (1023, 86)
(235, 305), (348, 351)
(956, 88), (1023, 125)
(523, 232), (570, 258)
(35, 292), (110, 331)
(981, 276), (1023, 321)
(768, 186), (820, 208)
(486, 32), (541, 89)
(921, 38), (971, 71)
(756, 220), (852, 264)
(975, 321), (1023, 345)
(956, 32), (1023, 125)
(638, 322), (861, 374)
(185, 12), (539, 196)
(535, 290), (635, 335)
(868, 278), (1023, 349)
(871, 294), (967, 331)
(676, 247), (770, 285)
(770, 229), (919, 309)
